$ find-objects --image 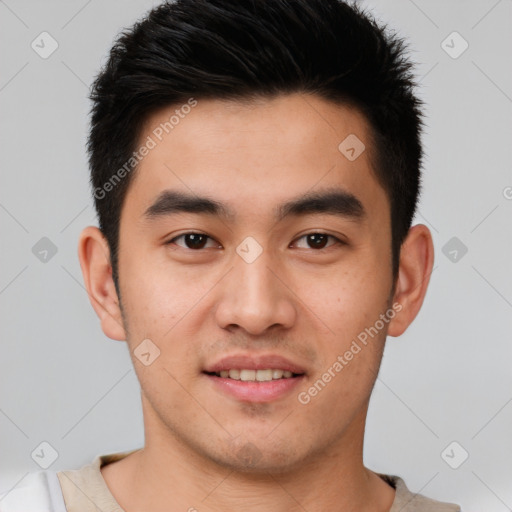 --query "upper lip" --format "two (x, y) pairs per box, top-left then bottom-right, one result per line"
(203, 354), (307, 375)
